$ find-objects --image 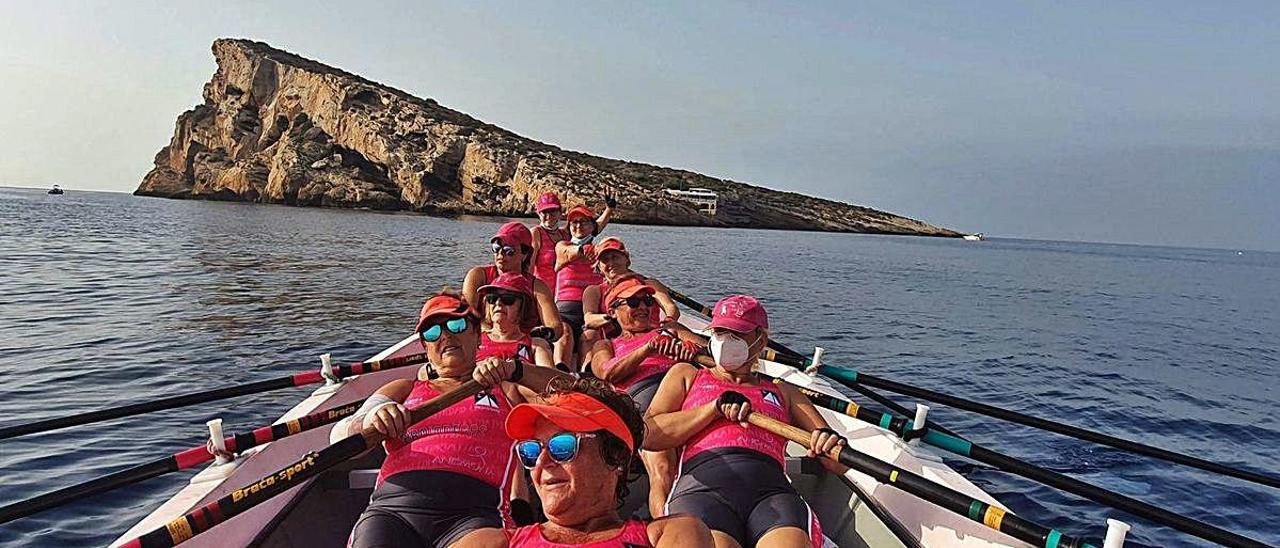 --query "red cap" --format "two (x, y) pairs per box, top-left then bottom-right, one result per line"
(491, 222), (532, 248)
(535, 192), (562, 213)
(506, 392), (635, 451)
(708, 295), (768, 334)
(565, 205), (595, 222)
(415, 294), (478, 333)
(604, 276), (653, 308)
(594, 237), (628, 260)
(478, 272), (534, 298)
